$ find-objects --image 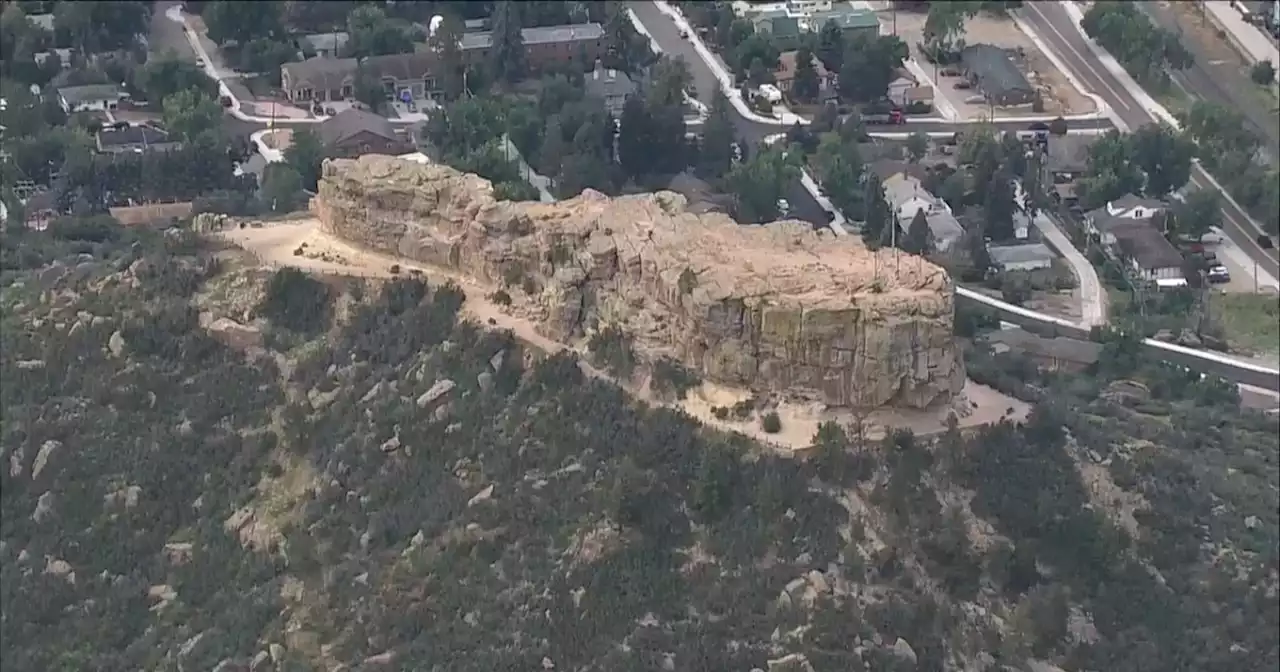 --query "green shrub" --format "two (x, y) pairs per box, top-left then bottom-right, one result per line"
(761, 411), (782, 434)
